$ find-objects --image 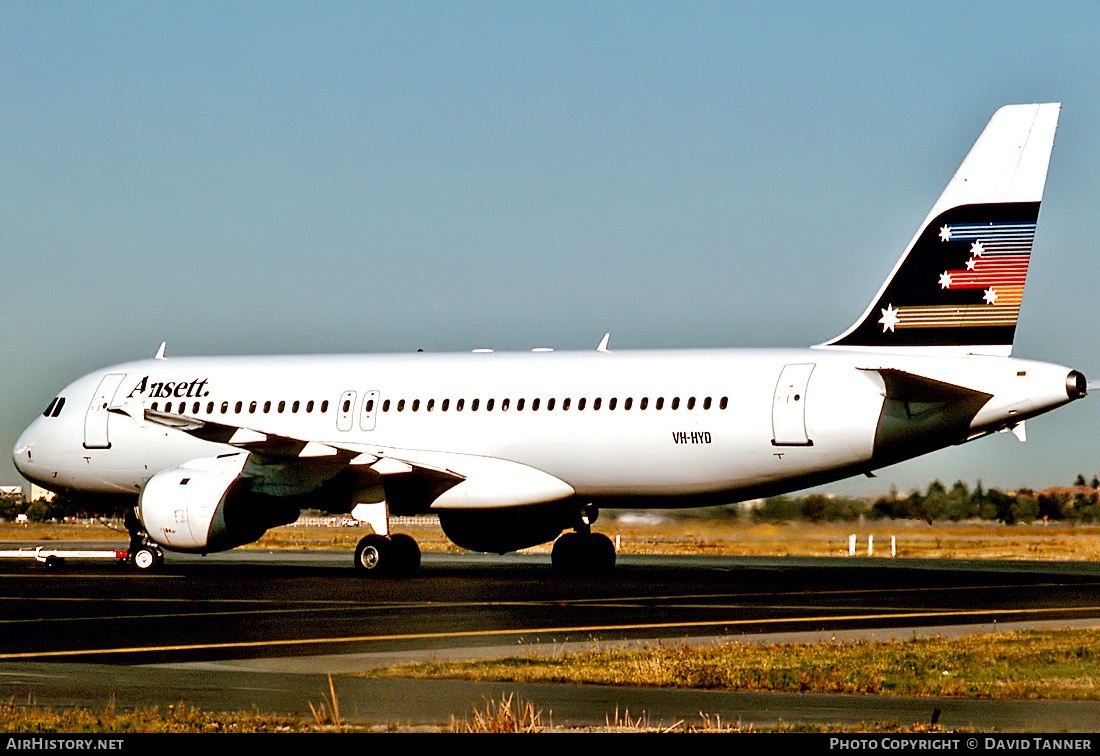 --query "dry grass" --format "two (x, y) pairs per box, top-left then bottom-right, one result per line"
(0, 697), (312, 733)
(451, 693), (548, 733)
(8, 517), (1100, 563)
(378, 628), (1100, 701)
(597, 519), (1100, 561)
